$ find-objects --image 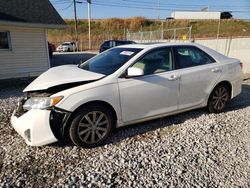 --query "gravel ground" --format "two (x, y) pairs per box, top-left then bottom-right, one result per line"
(0, 82), (249, 188)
